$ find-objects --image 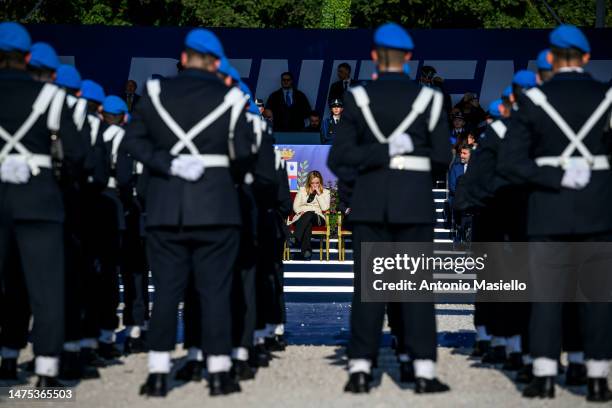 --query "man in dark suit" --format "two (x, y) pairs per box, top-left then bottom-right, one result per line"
(0, 22), (86, 387)
(265, 72), (311, 132)
(498, 25), (612, 402)
(124, 79), (140, 113)
(328, 62), (357, 103)
(121, 28), (255, 398)
(328, 23), (451, 395)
